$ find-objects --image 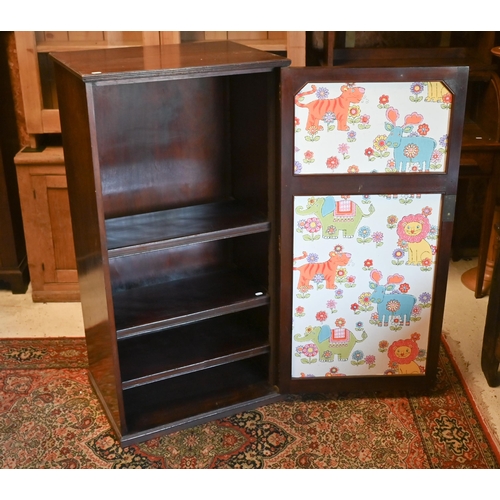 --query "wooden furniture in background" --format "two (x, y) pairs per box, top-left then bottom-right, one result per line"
(482, 223), (500, 386)
(0, 33), (29, 294)
(14, 146), (78, 301)
(0, 147), (30, 293)
(52, 41), (290, 444)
